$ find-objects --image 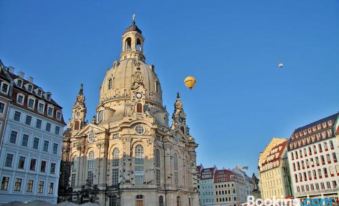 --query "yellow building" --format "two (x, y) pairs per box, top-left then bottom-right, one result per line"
(258, 138), (292, 199)
(60, 18), (199, 206)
